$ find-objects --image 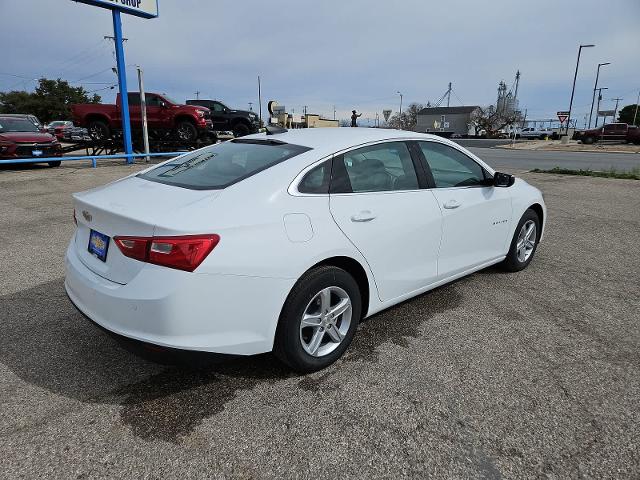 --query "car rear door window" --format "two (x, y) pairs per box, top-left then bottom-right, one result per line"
(331, 142), (419, 193)
(418, 141), (486, 188)
(139, 139), (311, 190)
